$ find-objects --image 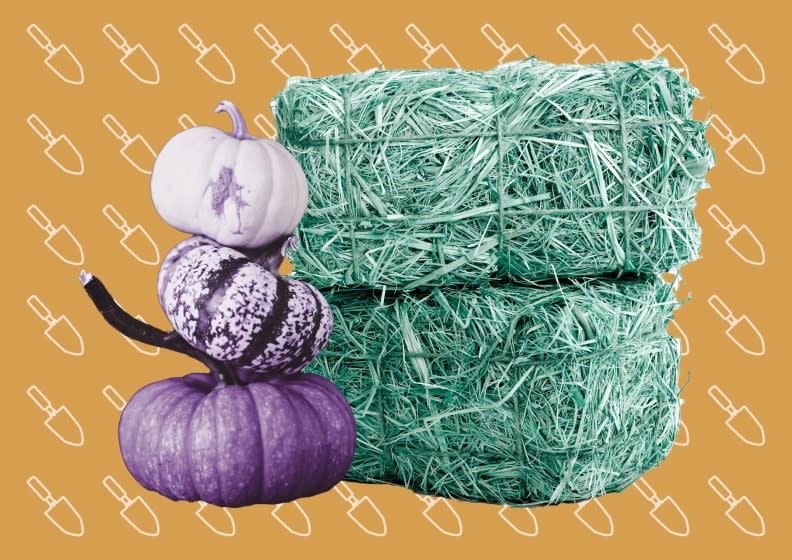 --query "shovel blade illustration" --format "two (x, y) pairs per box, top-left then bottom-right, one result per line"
(120, 497), (160, 536)
(349, 46), (381, 72)
(727, 498), (766, 536)
(346, 495), (387, 536)
(650, 497), (690, 536)
(195, 501), (236, 536)
(45, 226), (84, 266)
(45, 316), (84, 356)
(727, 46), (765, 85)
(121, 137), (156, 174)
(122, 46), (160, 84)
(46, 498), (85, 536)
(121, 226), (160, 265)
(576, 46), (607, 64)
(727, 408), (766, 446)
(45, 137), (84, 175)
(421, 496), (463, 536)
(45, 407), (85, 447)
(657, 46), (688, 78)
(727, 136), (765, 175)
(726, 317), (765, 356)
(574, 499), (614, 536)
(272, 501), (312, 536)
(424, 46), (459, 69)
(46, 45), (84, 85)
(197, 45), (235, 84)
(498, 505), (539, 536)
(273, 46), (311, 77)
(727, 226), (765, 265)
(500, 45), (528, 64)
